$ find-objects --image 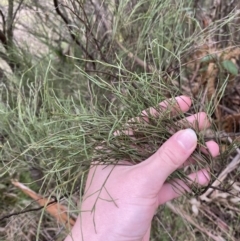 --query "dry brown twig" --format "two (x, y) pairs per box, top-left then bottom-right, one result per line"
(11, 180), (76, 230)
(200, 137), (240, 202)
(166, 202), (225, 241)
